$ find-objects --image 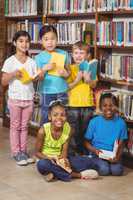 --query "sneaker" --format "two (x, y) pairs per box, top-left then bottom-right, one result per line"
(21, 152), (35, 164)
(13, 152), (27, 166)
(44, 173), (54, 182)
(80, 169), (99, 180)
